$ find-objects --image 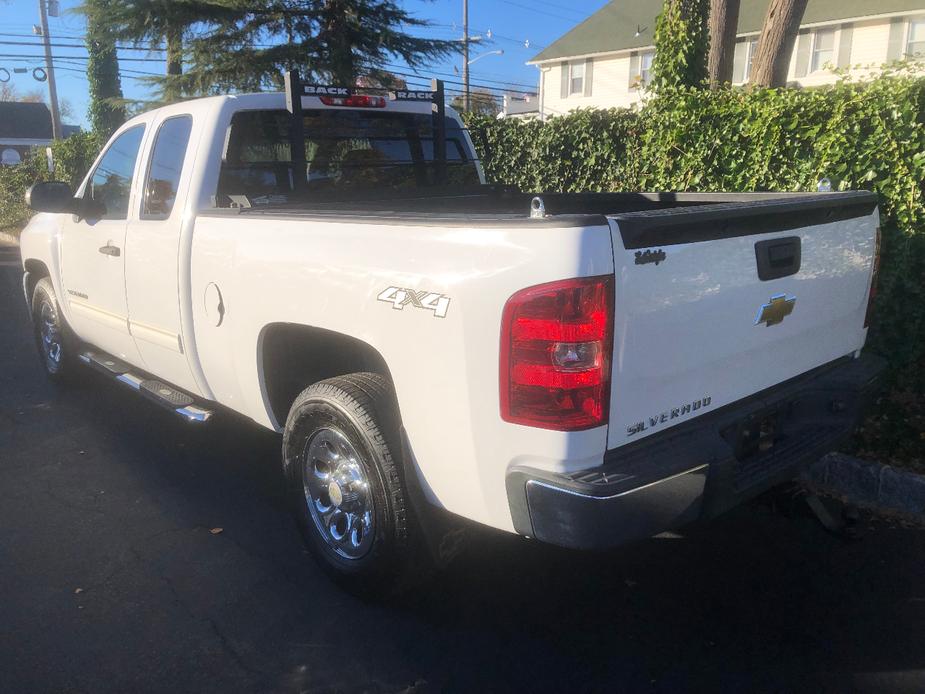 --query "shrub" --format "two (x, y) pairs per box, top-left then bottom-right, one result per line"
(0, 131), (105, 231)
